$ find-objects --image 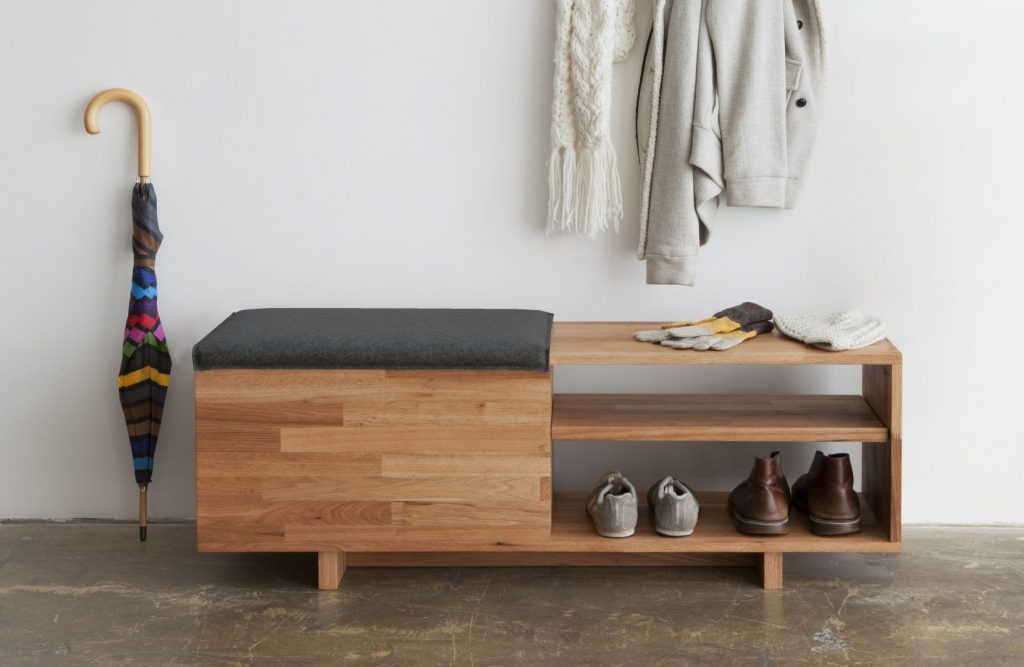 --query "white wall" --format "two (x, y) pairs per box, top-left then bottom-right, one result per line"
(1, 0), (1021, 524)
